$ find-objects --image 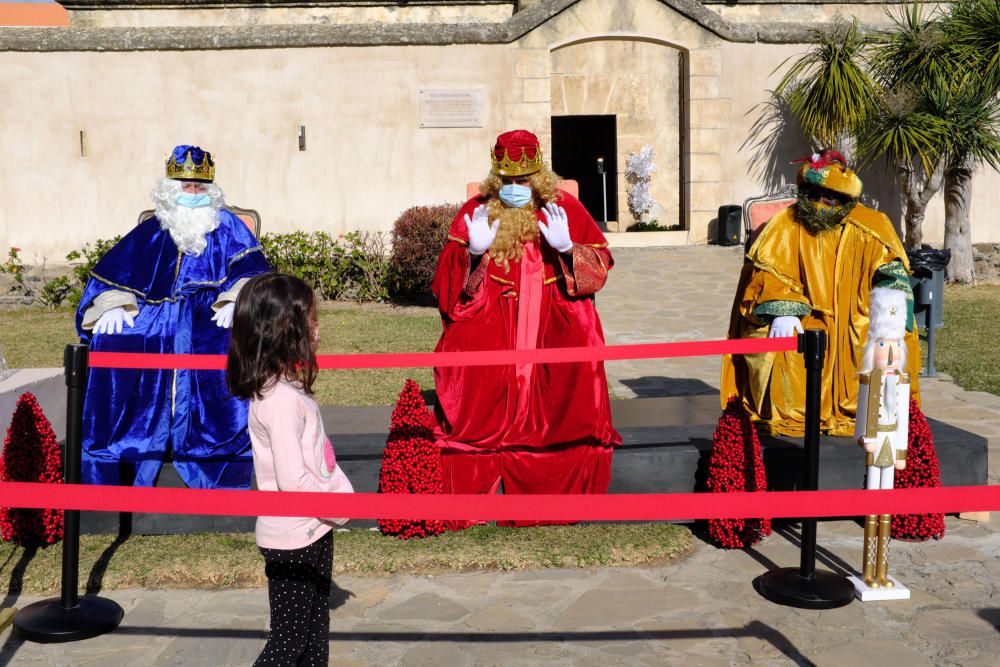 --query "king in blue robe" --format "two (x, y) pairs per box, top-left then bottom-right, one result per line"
(75, 145), (269, 488)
